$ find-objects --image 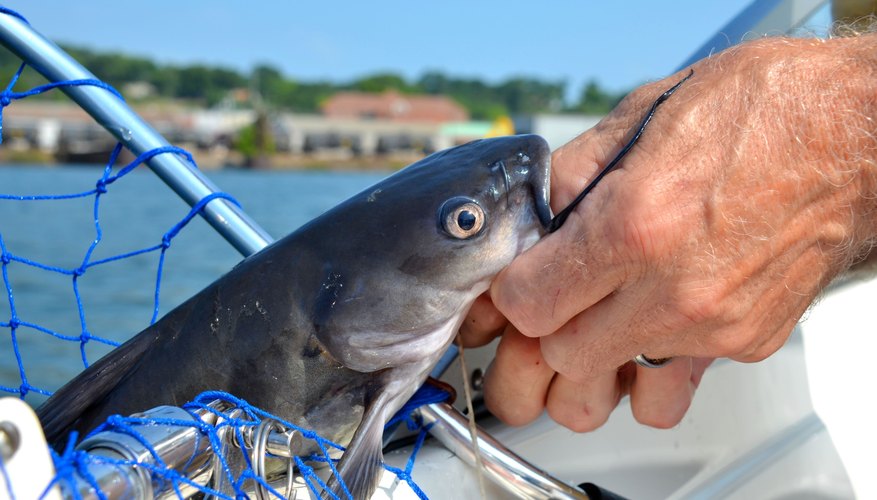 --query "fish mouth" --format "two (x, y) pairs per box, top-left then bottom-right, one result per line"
(533, 161), (552, 229)
(522, 134), (553, 229)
